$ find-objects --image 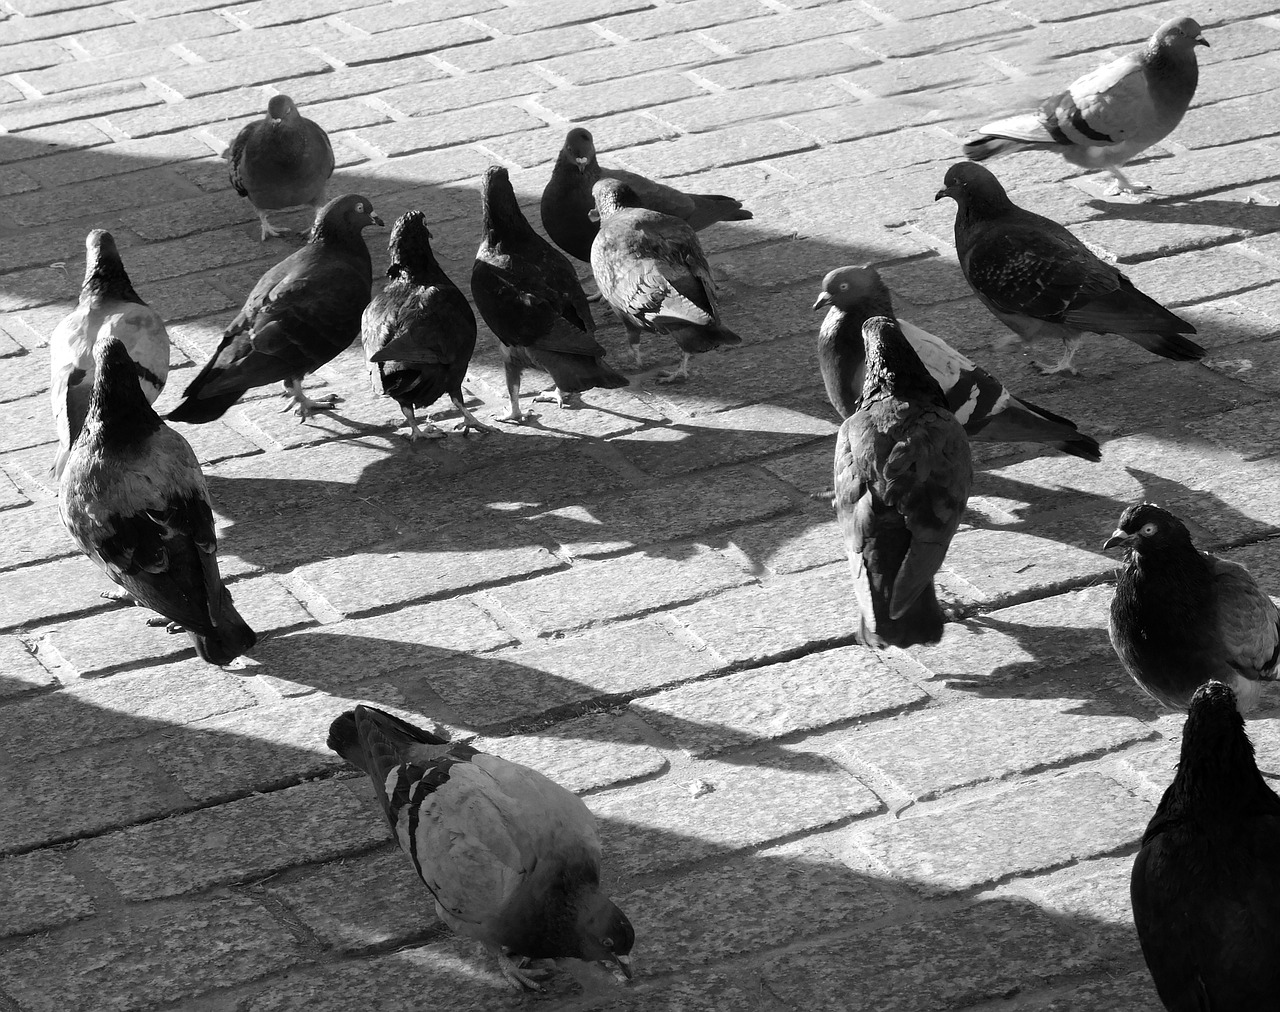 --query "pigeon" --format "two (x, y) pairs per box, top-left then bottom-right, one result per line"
(835, 316), (972, 649)
(327, 704), (634, 990)
(1104, 502), (1279, 713)
(1131, 680), (1280, 1010)
(814, 266), (1100, 461)
(590, 177), (742, 381)
(540, 125), (752, 263)
(167, 194), (383, 424)
(470, 165), (628, 423)
(936, 161), (1203, 376)
(59, 337), (255, 665)
(362, 212), (494, 440)
(49, 229), (171, 482)
(227, 94), (335, 241)
(964, 17), (1207, 196)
